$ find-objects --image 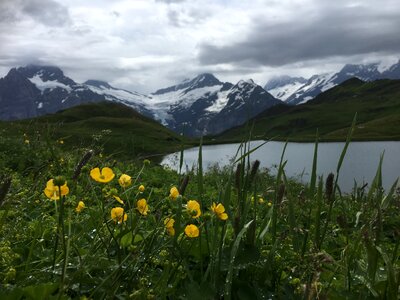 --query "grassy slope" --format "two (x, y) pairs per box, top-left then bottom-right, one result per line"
(213, 78), (400, 142)
(0, 101), (193, 159)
